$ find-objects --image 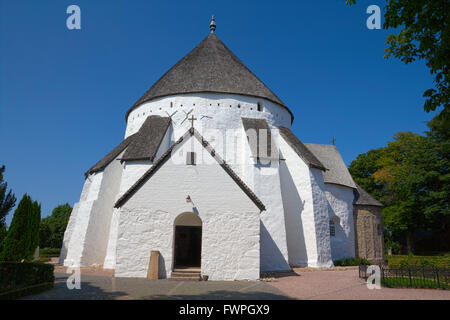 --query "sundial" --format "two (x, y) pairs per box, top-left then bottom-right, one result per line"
(165, 110), (178, 124)
(180, 109), (194, 125)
